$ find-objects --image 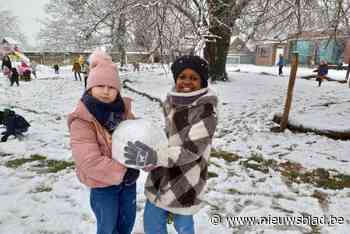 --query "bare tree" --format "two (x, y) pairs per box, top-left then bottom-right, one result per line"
(320, 0), (350, 34)
(38, 0), (347, 73)
(0, 9), (29, 49)
(37, 0), (99, 51)
(203, 0), (252, 81)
